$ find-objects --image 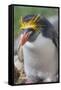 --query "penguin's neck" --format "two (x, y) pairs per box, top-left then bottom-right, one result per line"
(23, 33), (50, 48)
